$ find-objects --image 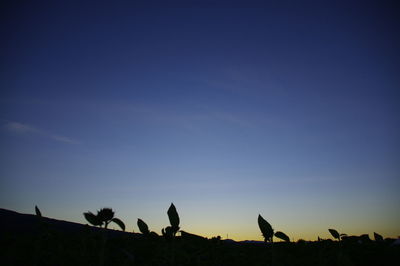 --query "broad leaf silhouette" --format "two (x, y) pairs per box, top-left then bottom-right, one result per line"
(137, 218), (150, 235)
(274, 231), (290, 242)
(84, 211), (102, 226)
(167, 203), (180, 228)
(374, 232), (383, 241)
(167, 203), (180, 236)
(35, 205), (42, 217)
(328, 229), (340, 240)
(258, 214), (273, 242)
(111, 218), (125, 231)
